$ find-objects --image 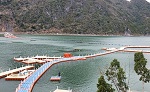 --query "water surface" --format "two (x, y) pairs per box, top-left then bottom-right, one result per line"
(0, 35), (150, 92)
